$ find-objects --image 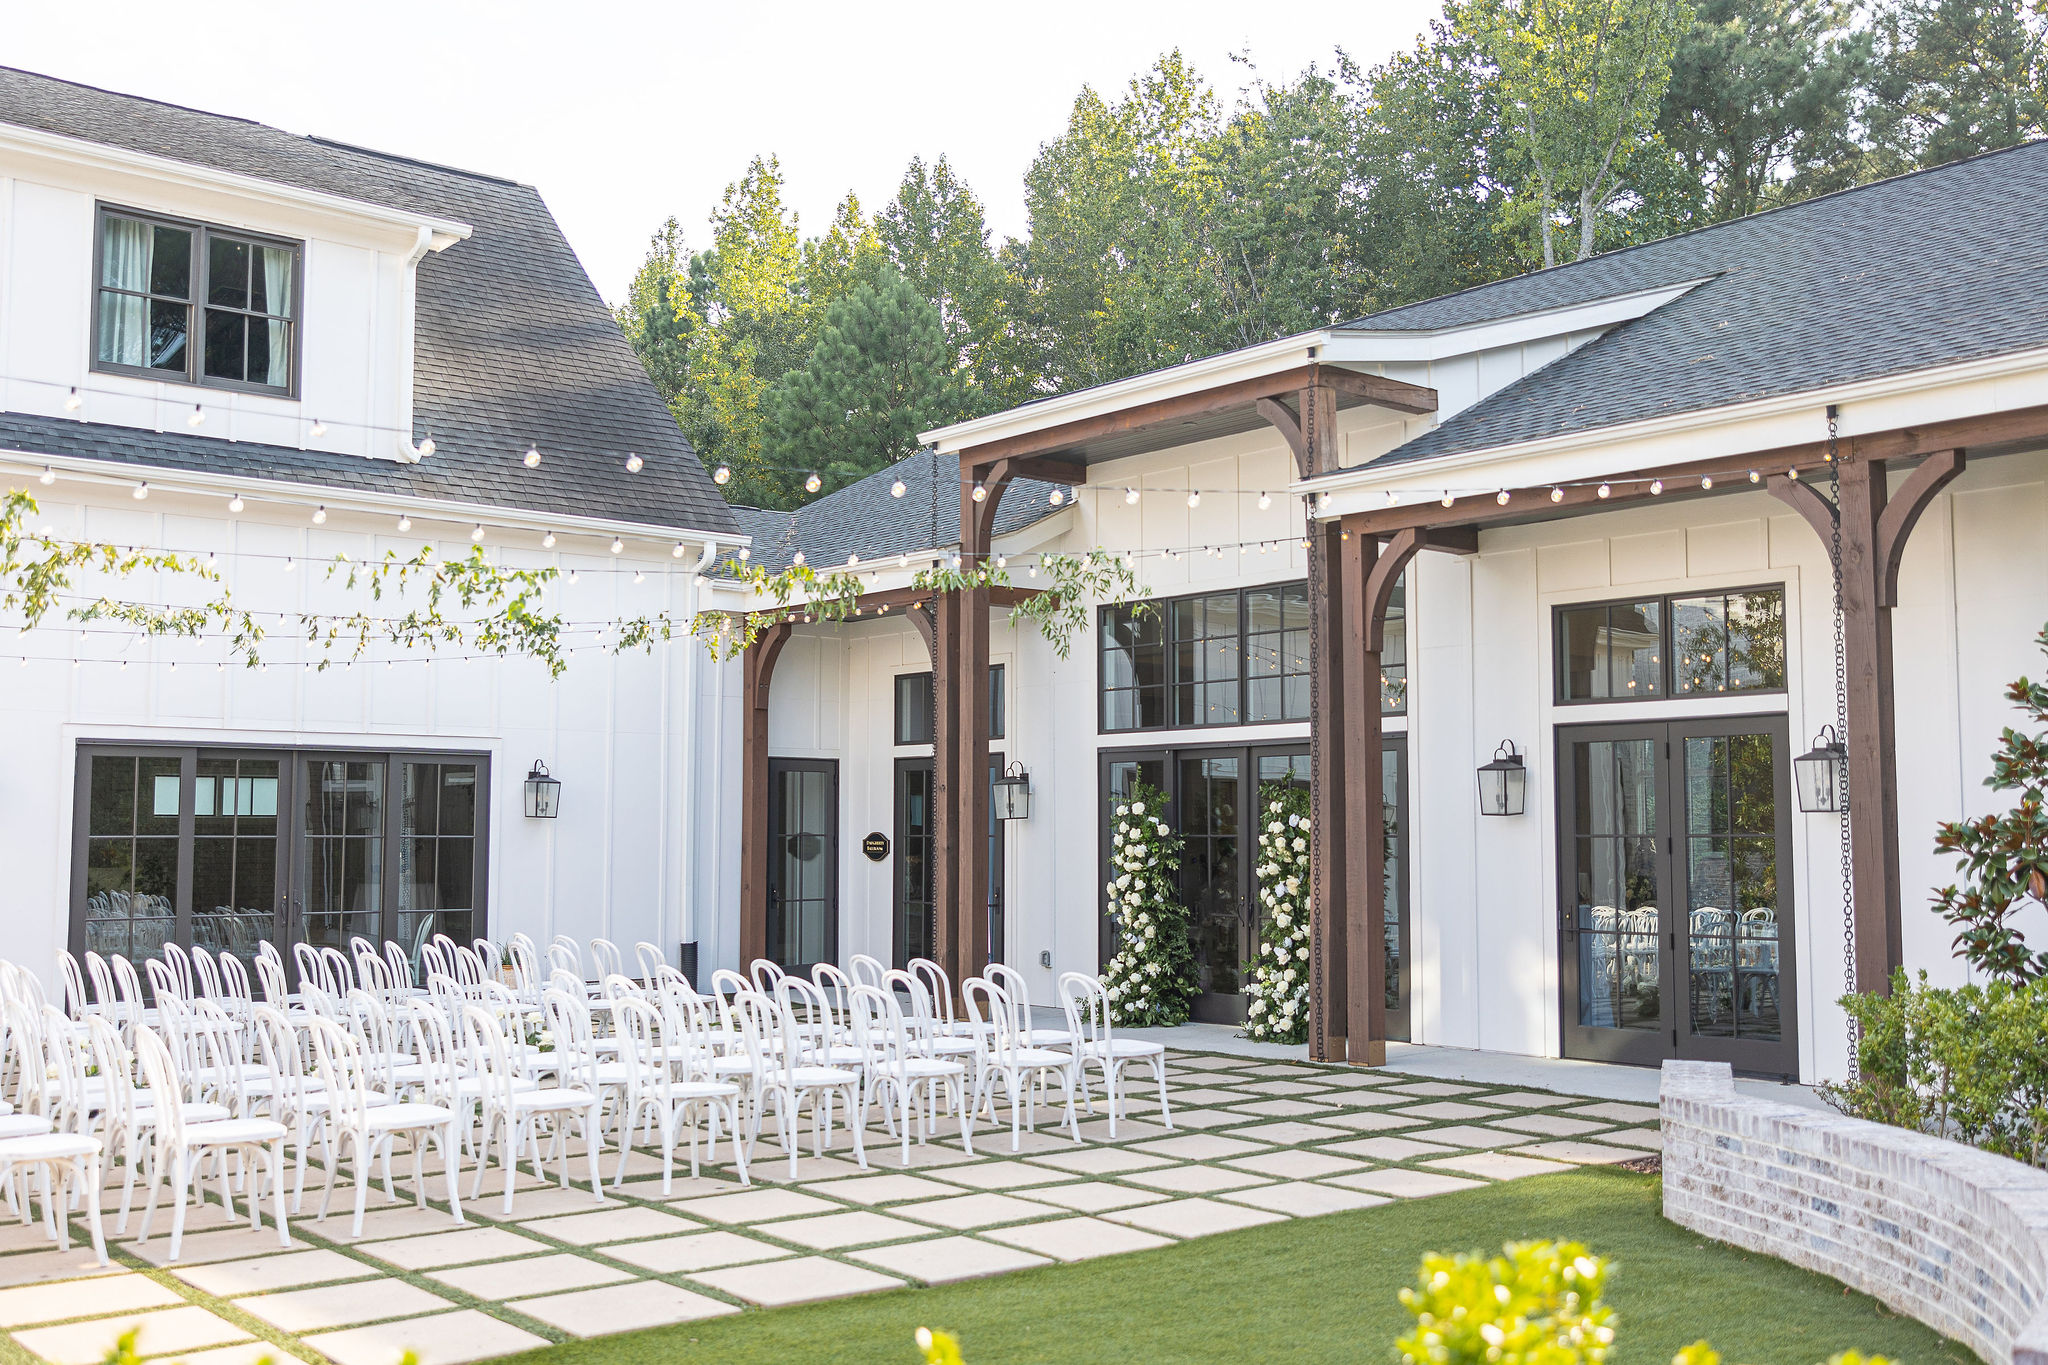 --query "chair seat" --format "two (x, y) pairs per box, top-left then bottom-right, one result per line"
(1023, 1029), (1076, 1047)
(362, 1102), (456, 1133)
(299, 1090), (393, 1113)
(0, 1116), (53, 1139)
(709, 1056), (756, 1077)
(0, 1133), (100, 1161)
(134, 1099), (233, 1124)
(997, 1048), (1073, 1069)
(784, 1065), (858, 1088)
(184, 1117), (288, 1145)
(918, 1036), (977, 1058)
(510, 1085), (598, 1115)
(1081, 1038), (1165, 1059)
(448, 1075), (541, 1100)
(885, 1058), (966, 1080)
